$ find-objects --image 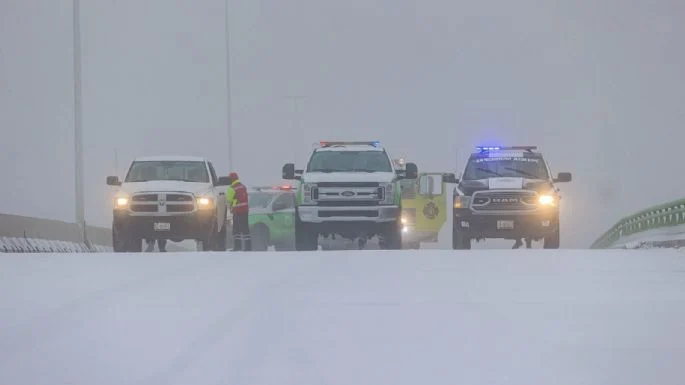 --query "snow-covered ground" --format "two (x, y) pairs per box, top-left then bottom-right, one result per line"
(1, 249), (685, 385)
